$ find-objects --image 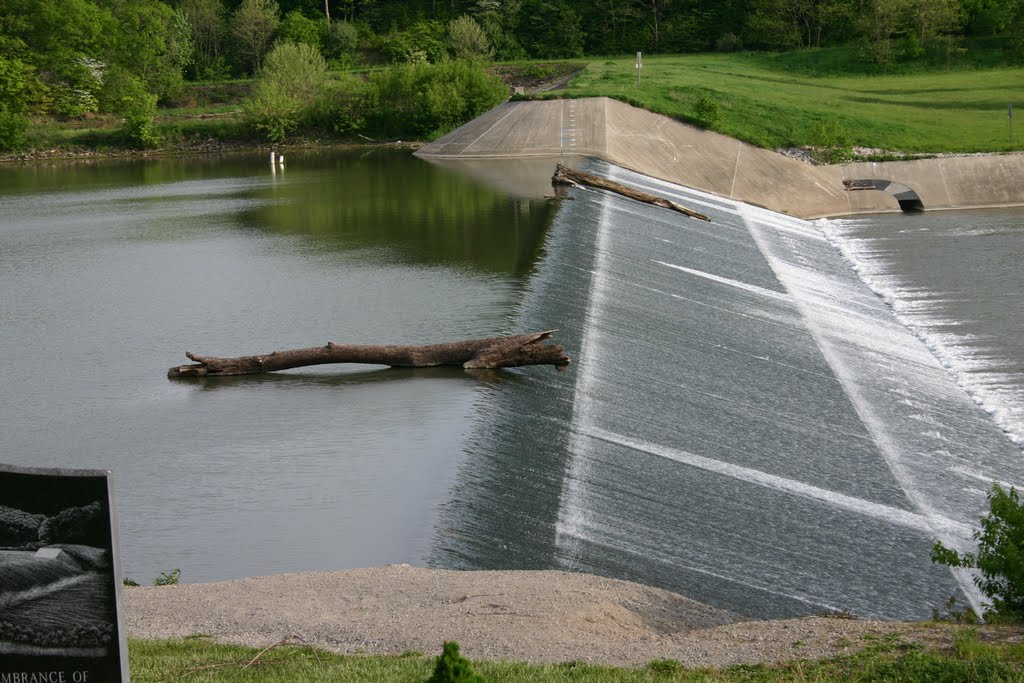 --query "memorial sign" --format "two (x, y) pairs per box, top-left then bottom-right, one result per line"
(0, 465), (129, 682)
